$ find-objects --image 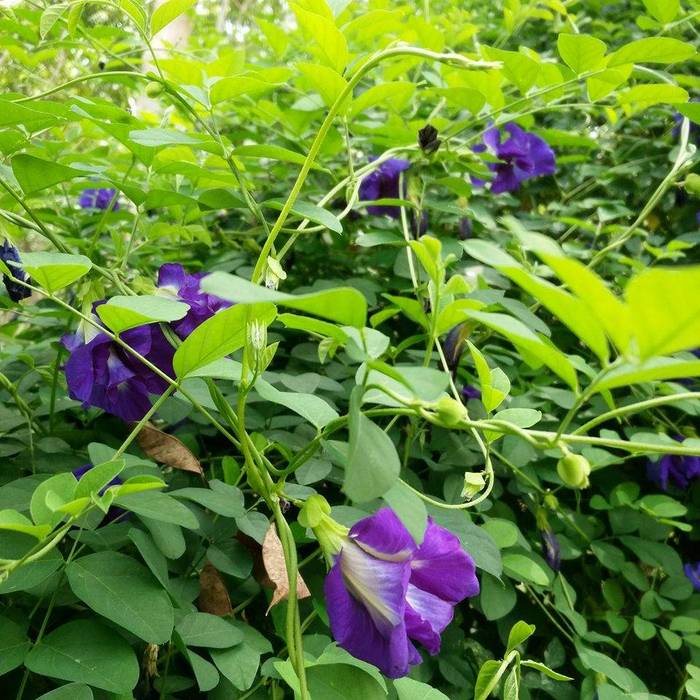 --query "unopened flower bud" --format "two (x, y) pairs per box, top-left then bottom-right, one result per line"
(557, 452), (591, 489)
(145, 81), (164, 98)
(684, 173), (700, 198)
(543, 493), (559, 510)
(433, 396), (467, 427)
